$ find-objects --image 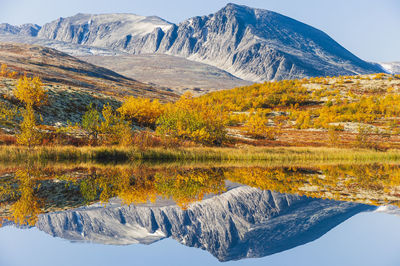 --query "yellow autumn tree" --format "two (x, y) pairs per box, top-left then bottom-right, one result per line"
(14, 75), (47, 108)
(17, 107), (42, 147)
(13, 75), (47, 147)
